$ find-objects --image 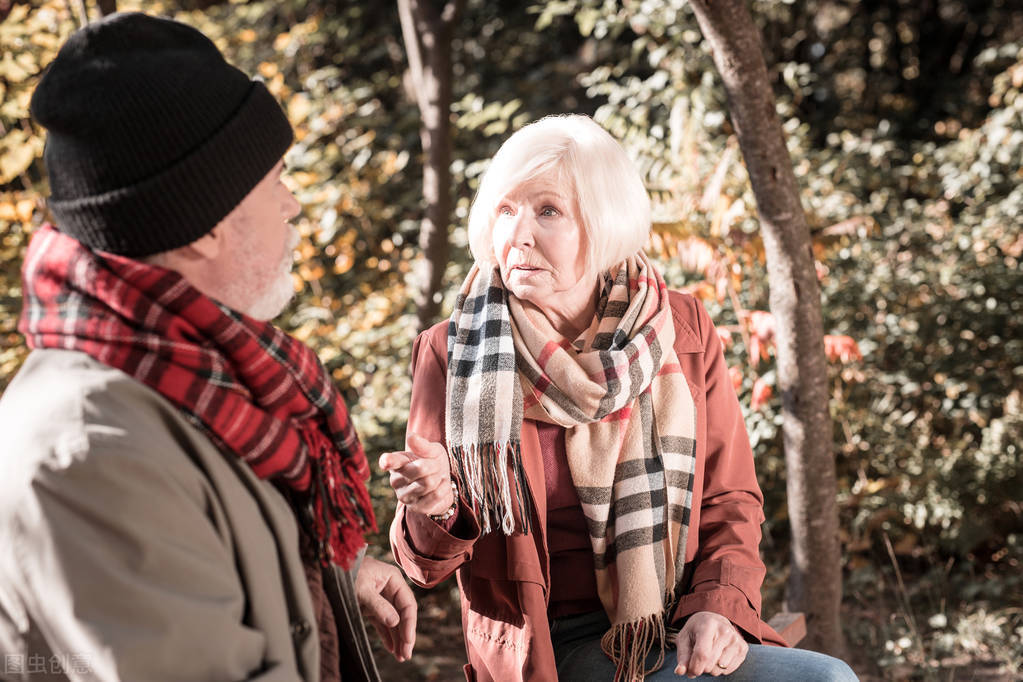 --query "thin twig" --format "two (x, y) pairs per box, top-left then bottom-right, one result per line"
(883, 532), (929, 669)
(725, 274), (753, 357)
(68, 0), (88, 27)
(395, 0), (428, 112)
